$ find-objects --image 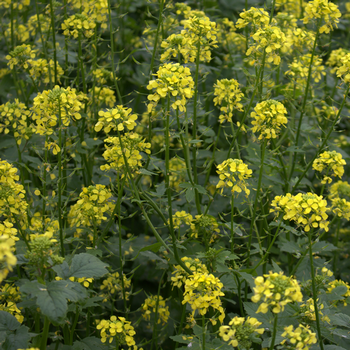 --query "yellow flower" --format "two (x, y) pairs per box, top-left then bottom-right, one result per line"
(89, 87), (116, 108)
(0, 302), (23, 323)
(251, 100), (288, 140)
(281, 324), (317, 350)
(300, 298), (330, 323)
(312, 151), (346, 184)
(336, 53), (350, 84)
(328, 181), (350, 220)
(62, 13), (96, 38)
(142, 295), (170, 325)
(219, 316), (264, 349)
(252, 271), (303, 313)
(169, 157), (187, 191)
(100, 271), (131, 302)
(6, 44), (36, 70)
(327, 48), (350, 74)
(327, 280), (350, 306)
(235, 7), (270, 29)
